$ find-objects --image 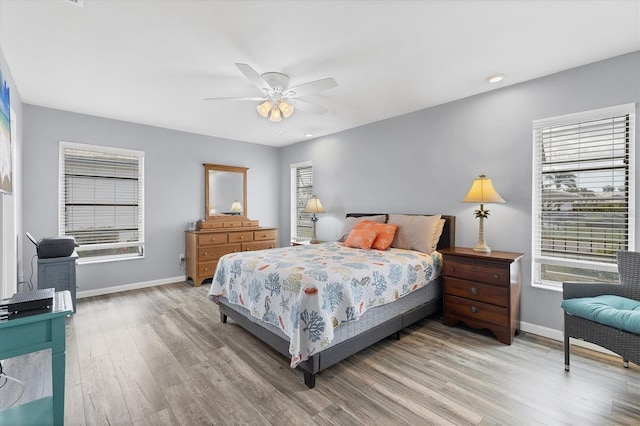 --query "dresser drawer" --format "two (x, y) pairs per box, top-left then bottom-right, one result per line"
(198, 244), (241, 261)
(223, 221), (242, 228)
(228, 232), (254, 243)
(444, 294), (509, 327)
(445, 277), (509, 307)
(444, 259), (509, 286)
(254, 230), (277, 241)
(198, 262), (217, 276)
(242, 241), (276, 251)
(197, 233), (228, 246)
